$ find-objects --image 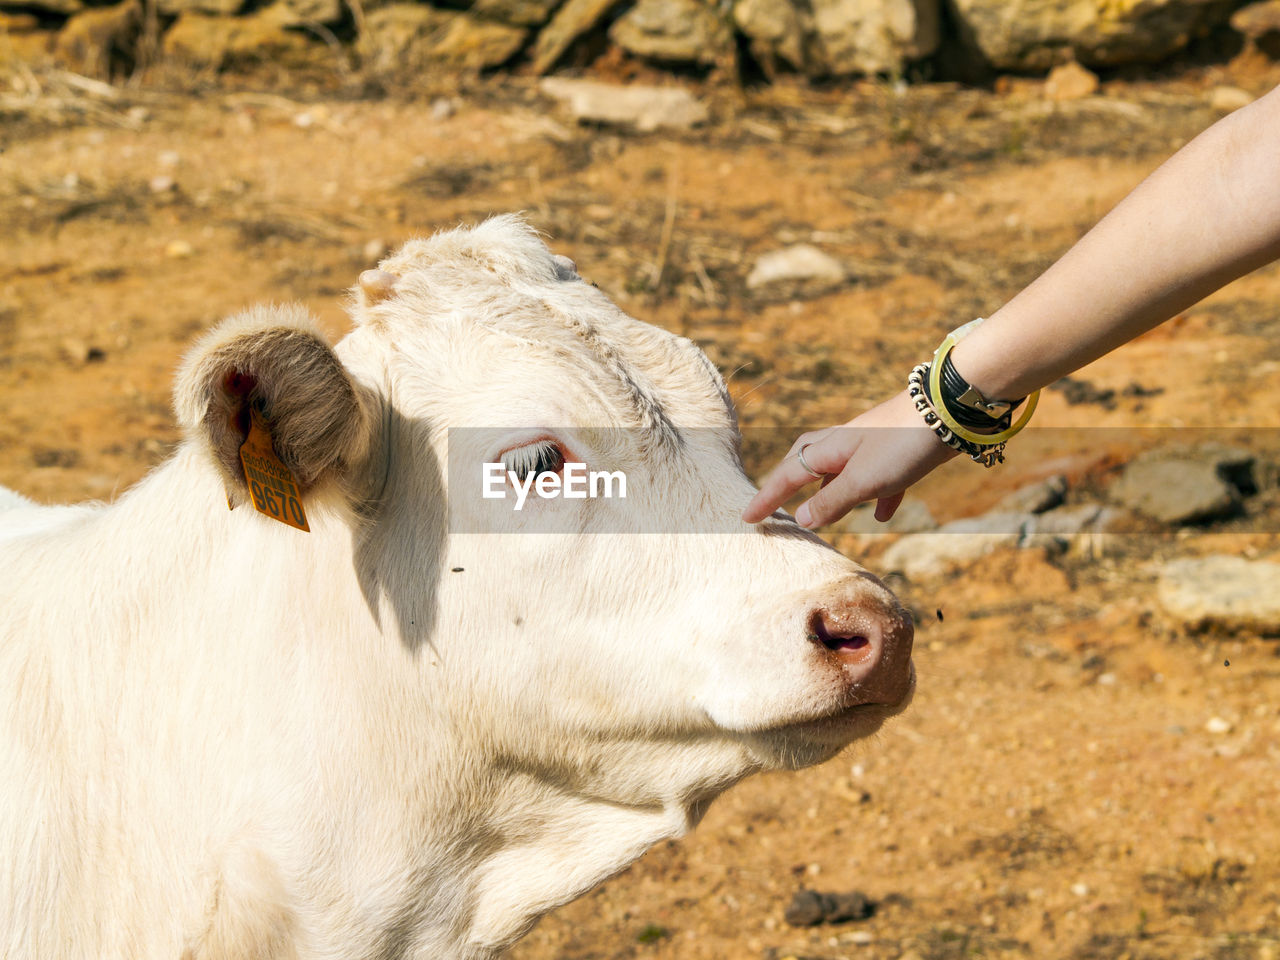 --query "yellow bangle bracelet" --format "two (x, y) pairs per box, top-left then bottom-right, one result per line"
(927, 322), (1040, 446)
